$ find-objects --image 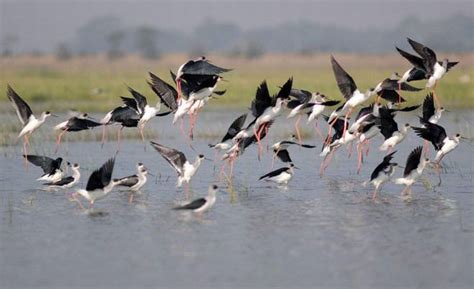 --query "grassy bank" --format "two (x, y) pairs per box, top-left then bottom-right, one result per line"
(1, 53), (473, 112)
